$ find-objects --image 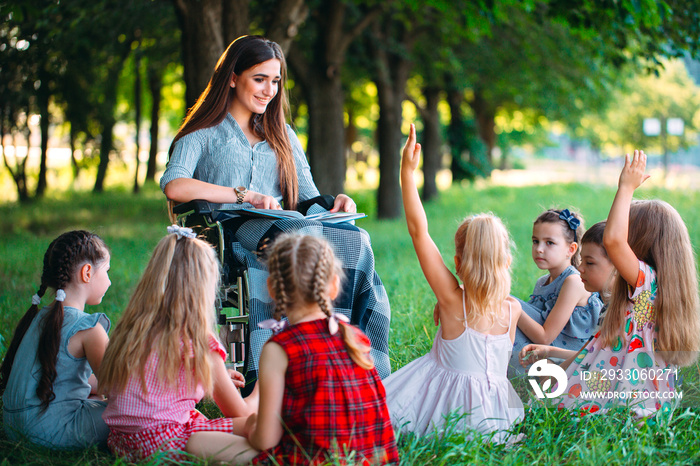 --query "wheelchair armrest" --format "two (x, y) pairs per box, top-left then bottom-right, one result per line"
(172, 200), (214, 216)
(297, 194), (335, 215)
